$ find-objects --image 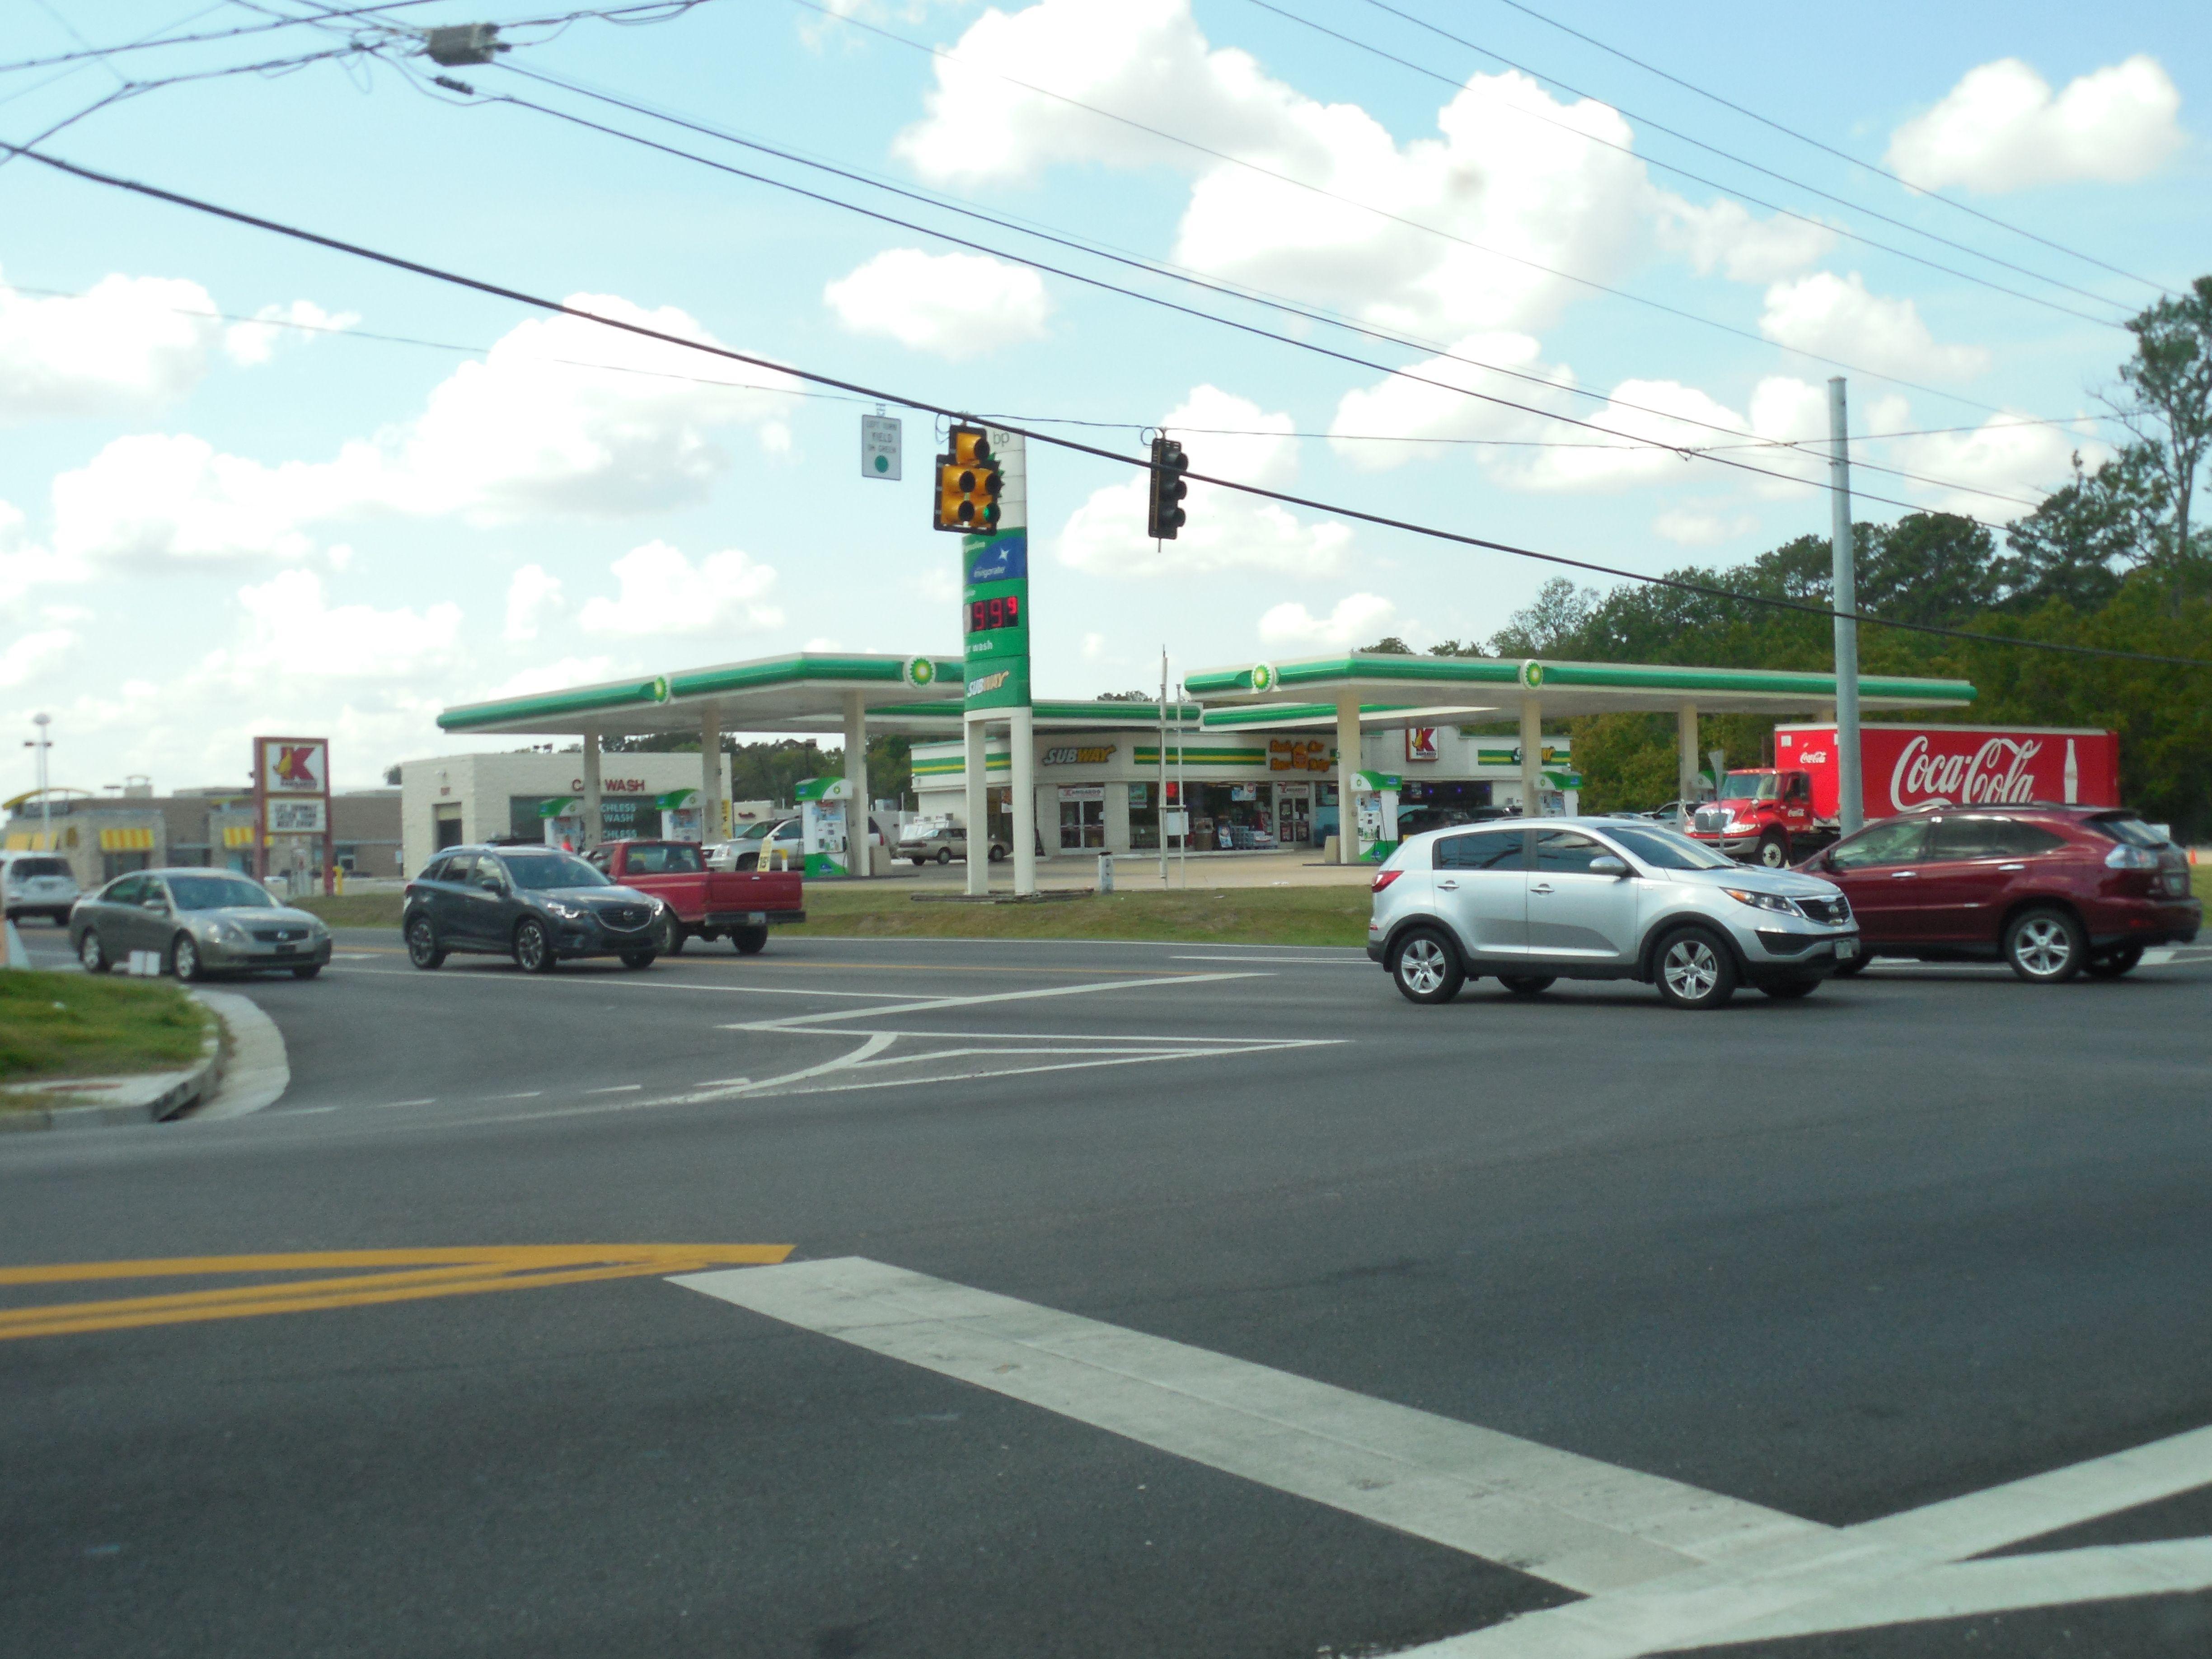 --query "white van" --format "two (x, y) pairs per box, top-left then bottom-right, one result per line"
(1, 852), (80, 925)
